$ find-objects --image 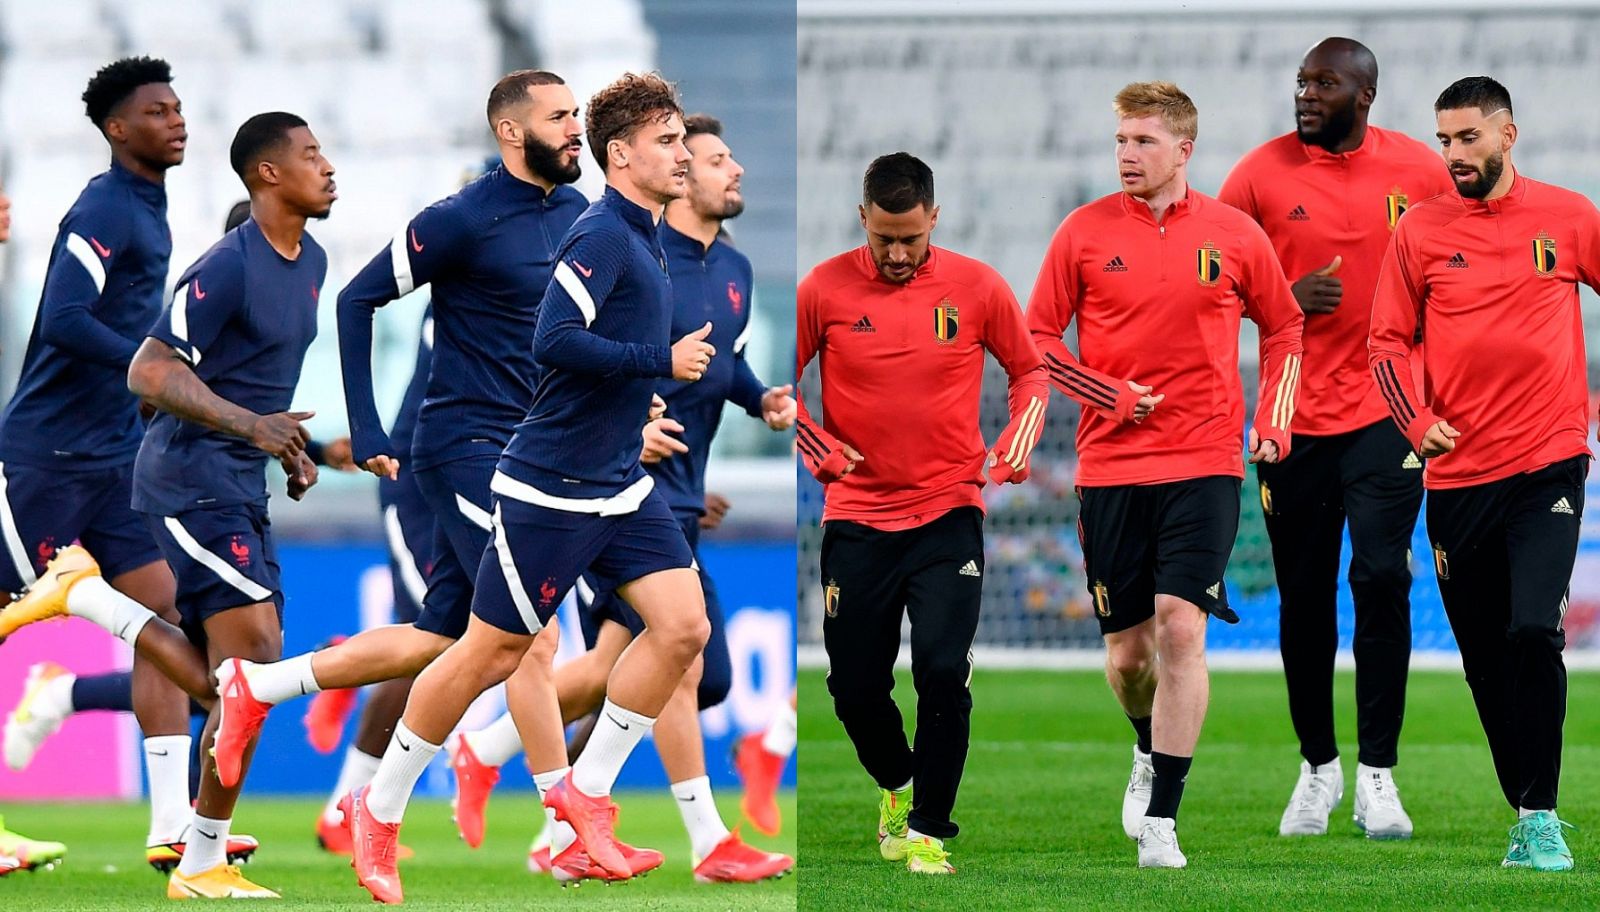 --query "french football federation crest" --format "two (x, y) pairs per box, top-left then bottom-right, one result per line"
(934, 299), (959, 343)
(727, 281), (743, 313)
(1385, 188), (1409, 230)
(1533, 233), (1558, 277)
(824, 580), (840, 617)
(1196, 243), (1222, 287)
